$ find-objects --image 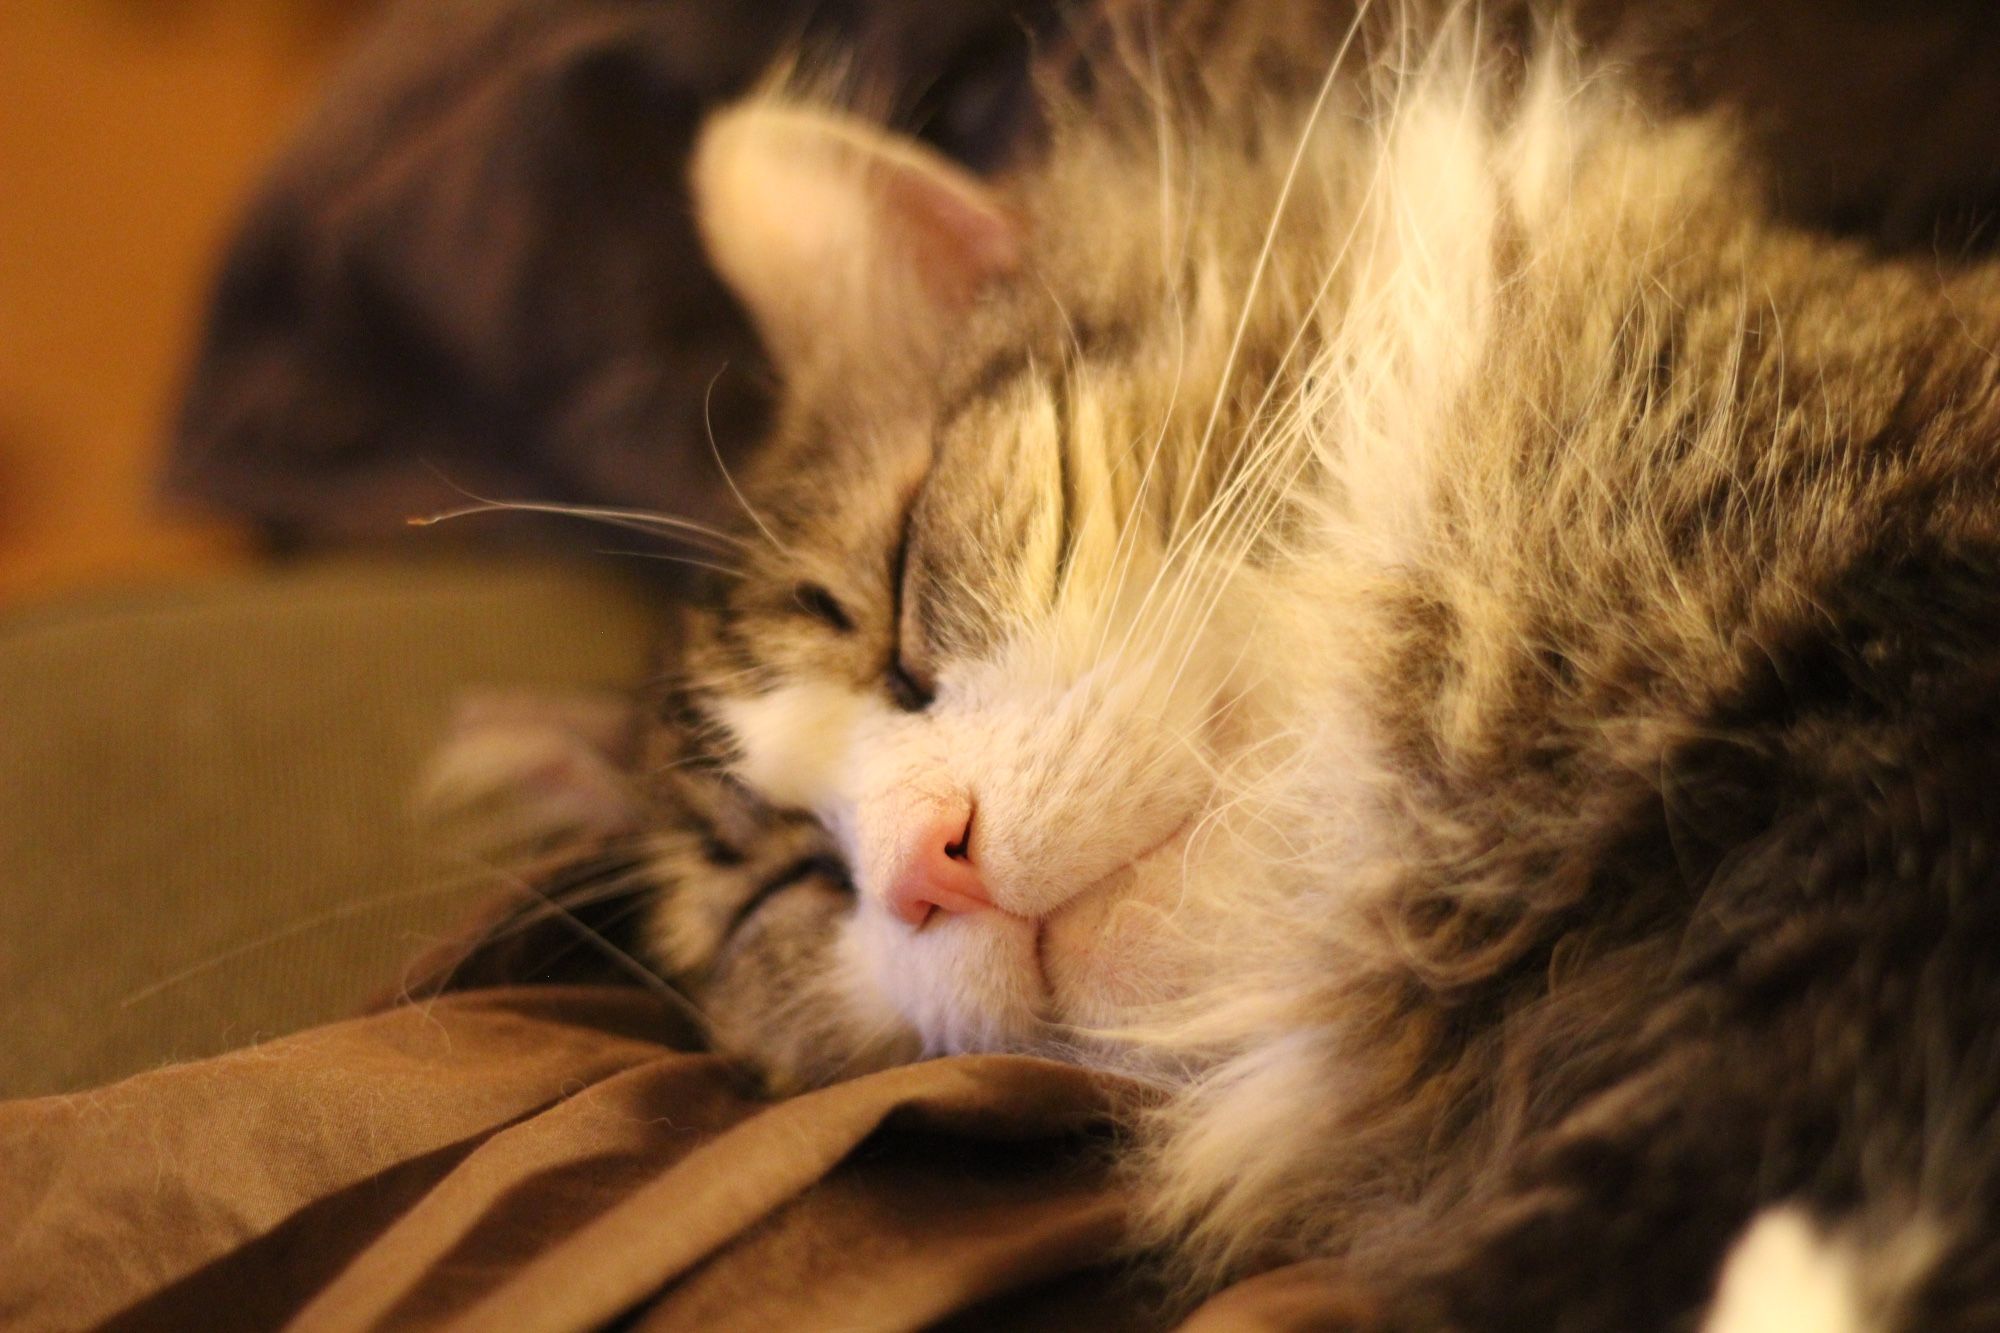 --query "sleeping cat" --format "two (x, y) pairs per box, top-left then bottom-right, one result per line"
(438, 2), (2000, 1326)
